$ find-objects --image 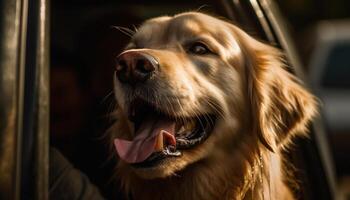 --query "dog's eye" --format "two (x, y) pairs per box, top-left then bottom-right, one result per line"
(188, 42), (210, 55)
